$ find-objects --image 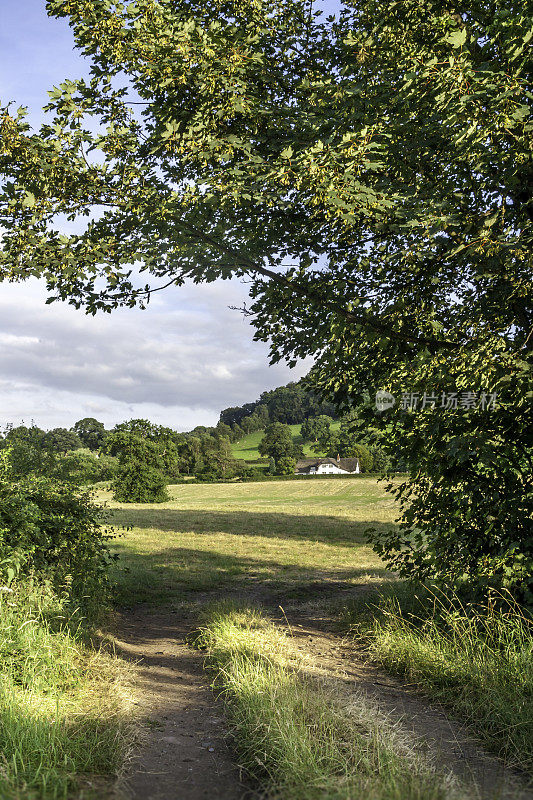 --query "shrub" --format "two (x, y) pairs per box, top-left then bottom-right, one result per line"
(0, 468), (116, 612)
